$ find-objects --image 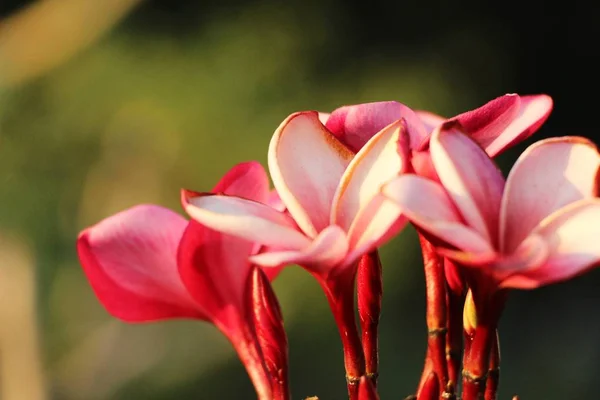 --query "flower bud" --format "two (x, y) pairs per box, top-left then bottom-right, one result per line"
(249, 267), (289, 400)
(463, 289), (478, 337)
